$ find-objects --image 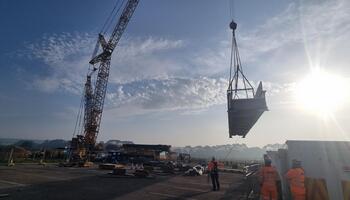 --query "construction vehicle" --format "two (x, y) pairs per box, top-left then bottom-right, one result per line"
(69, 0), (139, 162)
(226, 20), (268, 138)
